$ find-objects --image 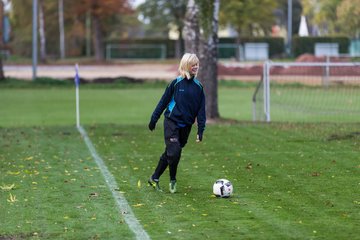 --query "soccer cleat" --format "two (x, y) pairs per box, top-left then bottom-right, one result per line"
(169, 180), (177, 193)
(148, 177), (162, 191)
